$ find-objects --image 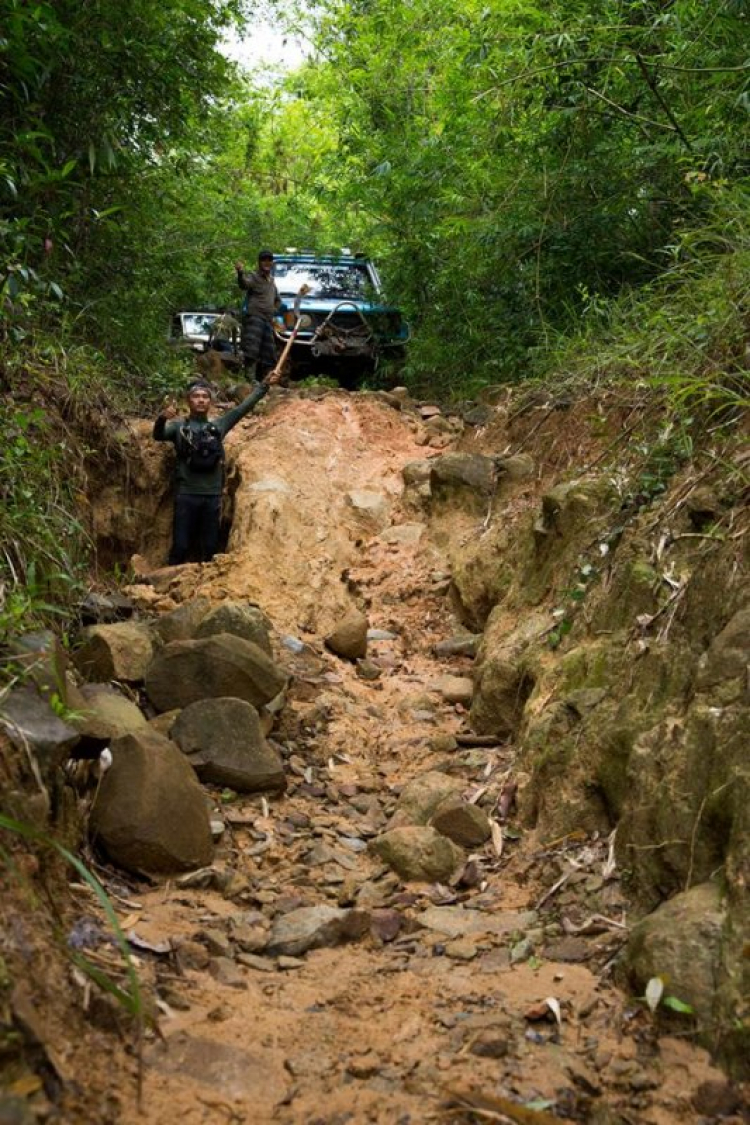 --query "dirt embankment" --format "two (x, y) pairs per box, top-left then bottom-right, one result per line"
(2, 385), (747, 1125)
